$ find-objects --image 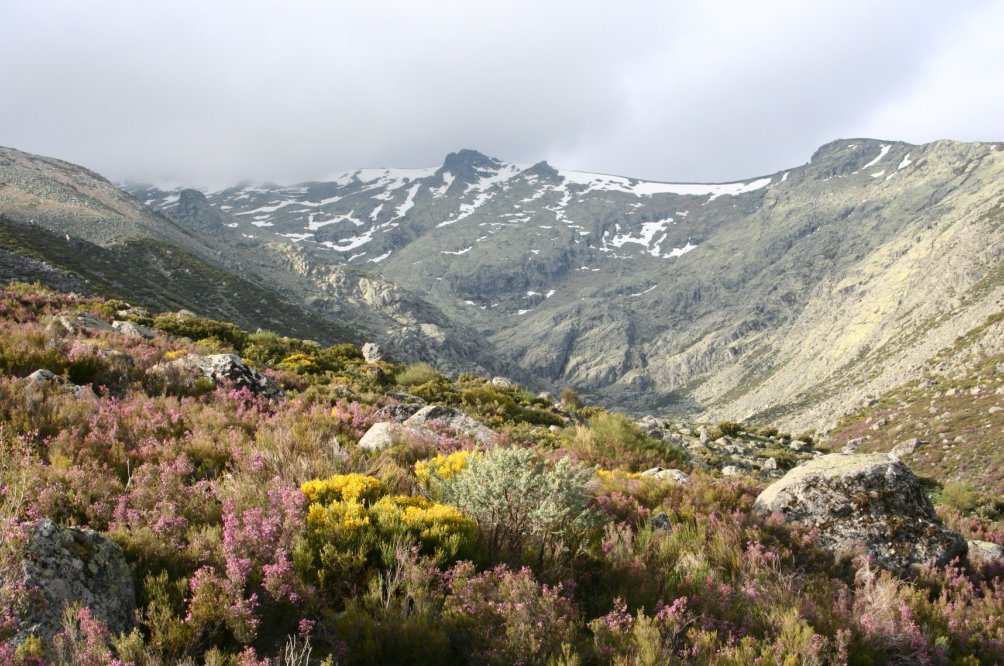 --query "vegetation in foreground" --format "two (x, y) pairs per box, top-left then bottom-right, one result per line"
(0, 283), (1002, 664)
